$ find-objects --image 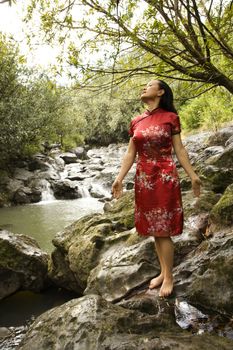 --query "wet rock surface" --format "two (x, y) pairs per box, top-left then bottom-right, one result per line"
(1, 124), (233, 207)
(0, 230), (49, 300)
(18, 294), (233, 350)
(1, 124), (233, 349)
